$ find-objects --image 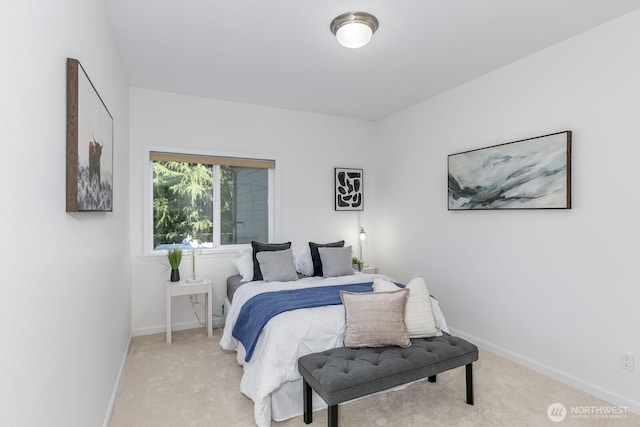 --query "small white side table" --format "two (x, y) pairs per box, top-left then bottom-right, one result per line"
(361, 265), (377, 274)
(166, 279), (212, 344)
